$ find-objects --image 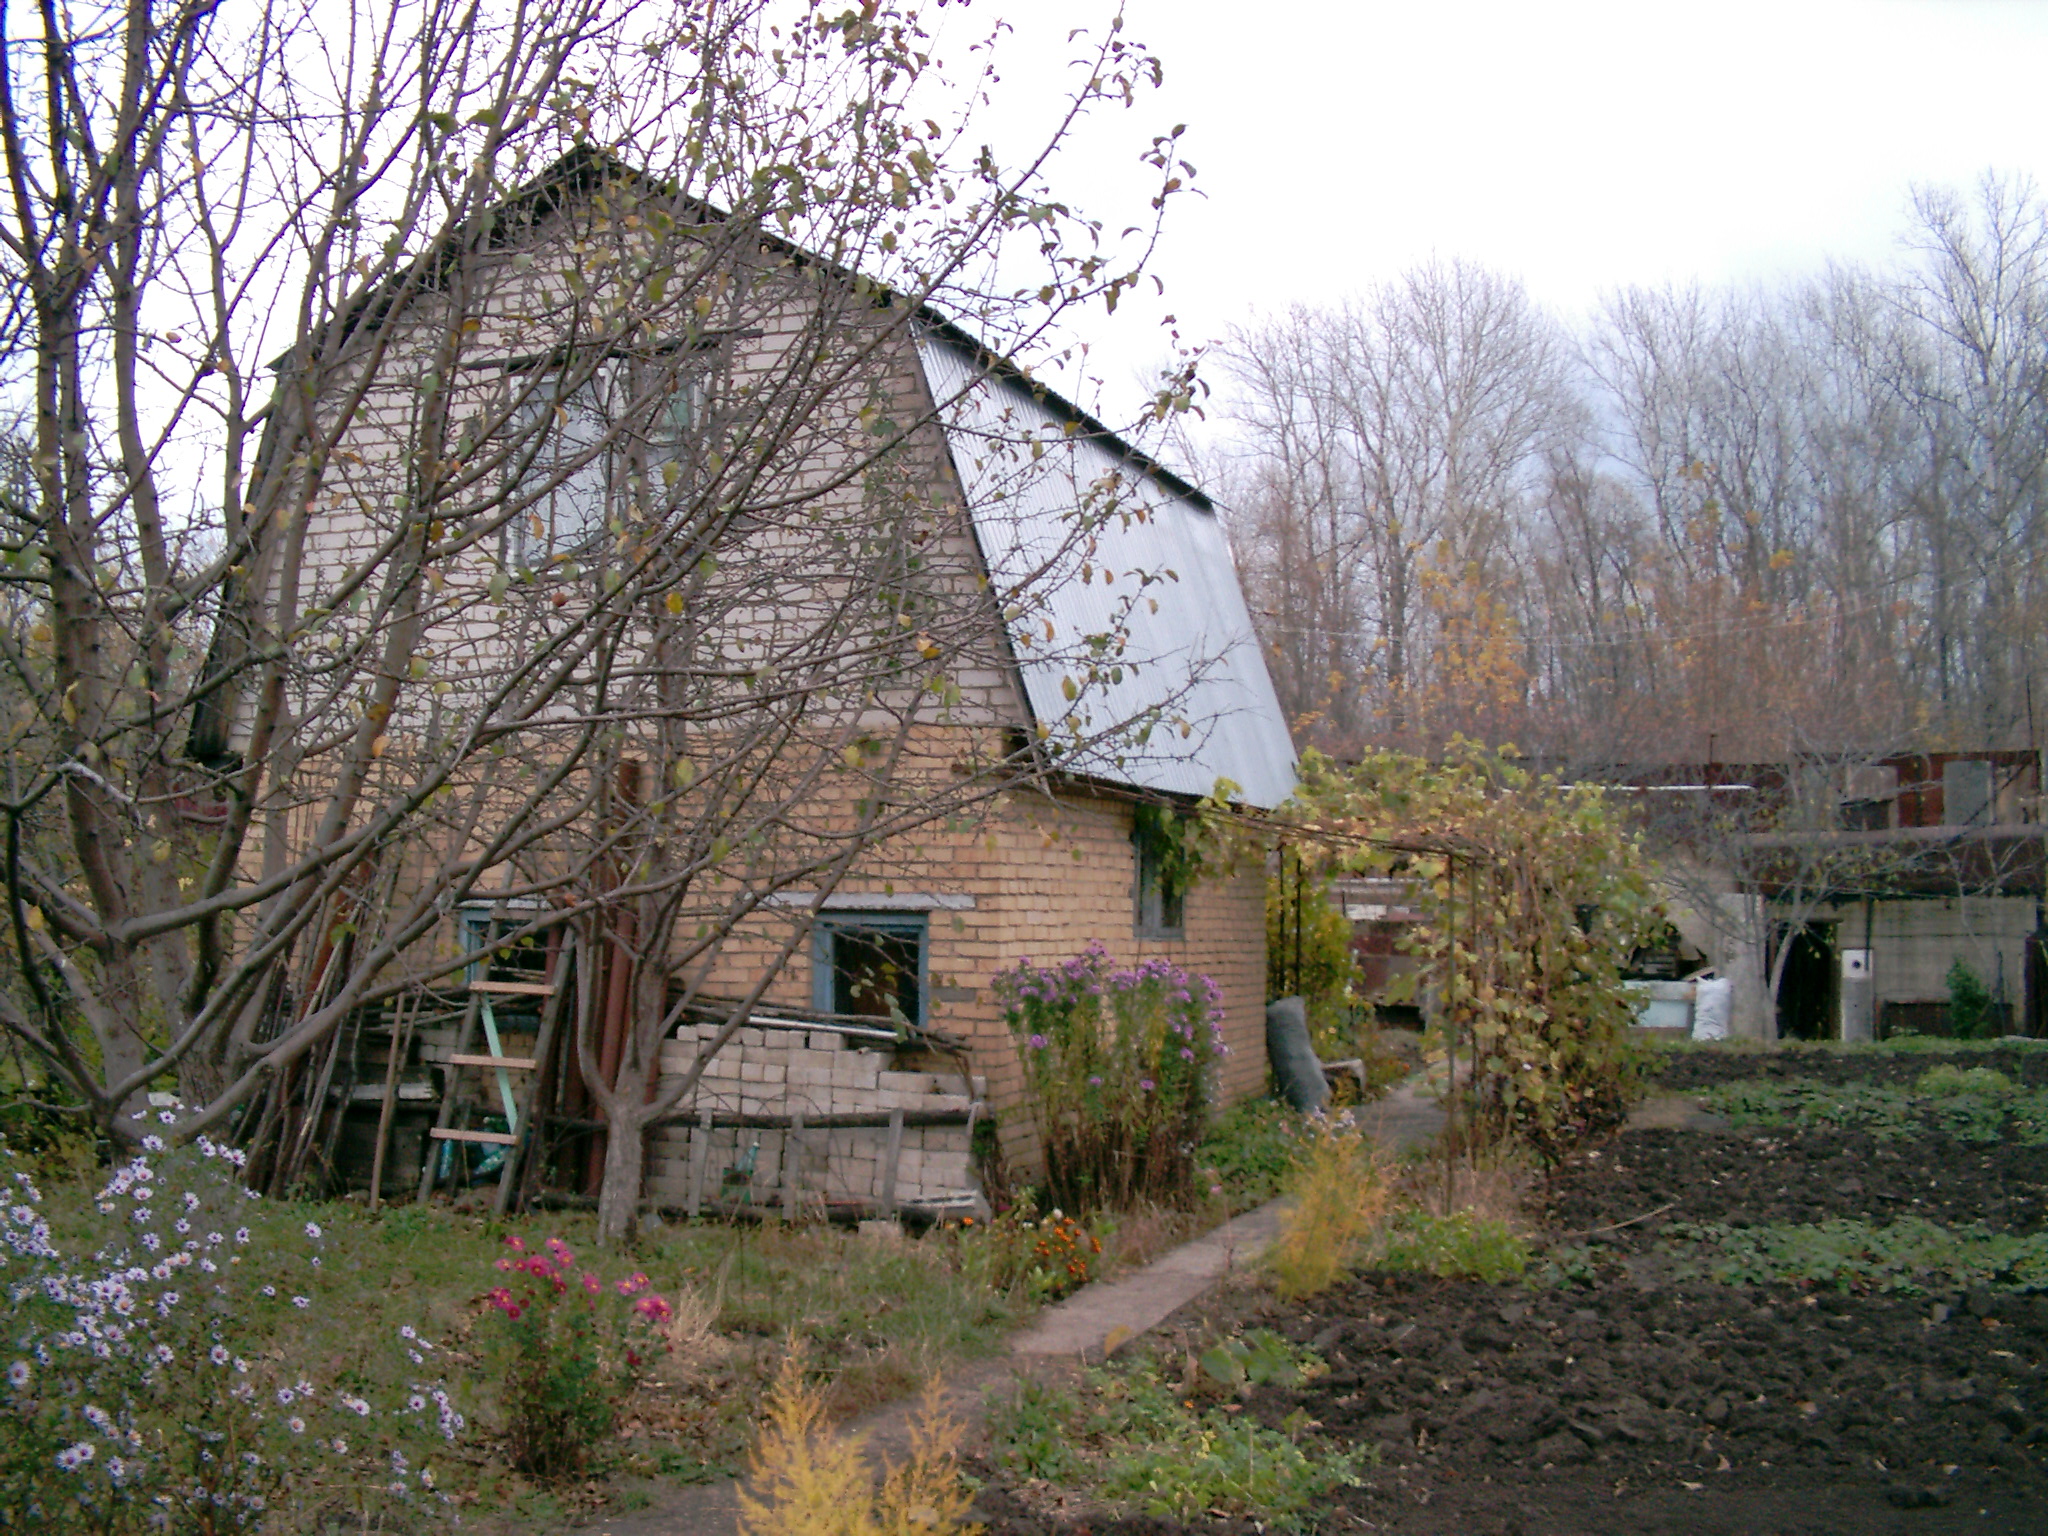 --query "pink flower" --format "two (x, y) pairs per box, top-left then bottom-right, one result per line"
(581, 1273), (601, 1295)
(502, 1236), (526, 1251)
(633, 1295), (672, 1323)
